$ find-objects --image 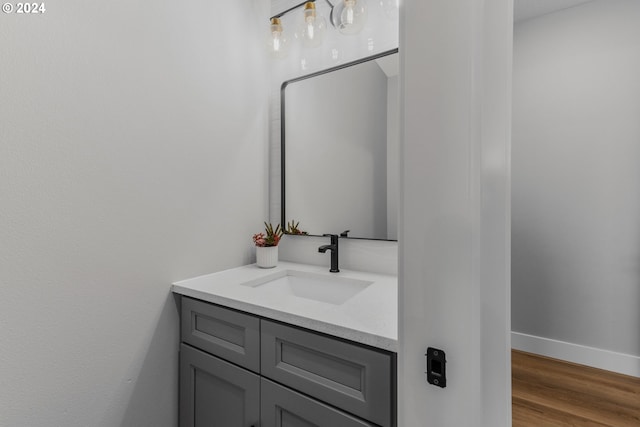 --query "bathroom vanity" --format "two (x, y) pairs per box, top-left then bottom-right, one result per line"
(172, 262), (397, 427)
